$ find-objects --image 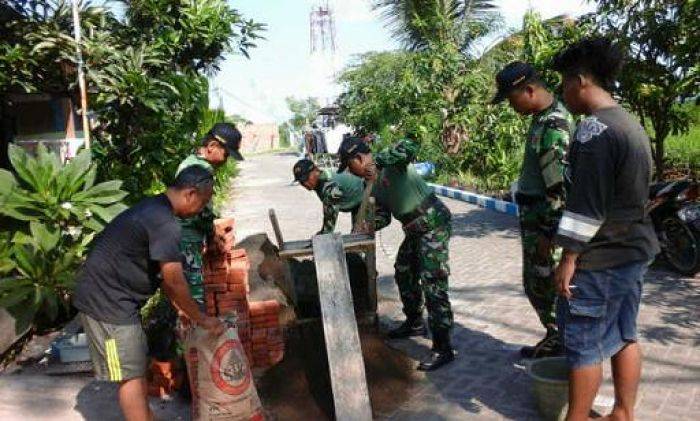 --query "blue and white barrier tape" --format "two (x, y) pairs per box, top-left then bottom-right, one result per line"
(429, 183), (519, 217)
